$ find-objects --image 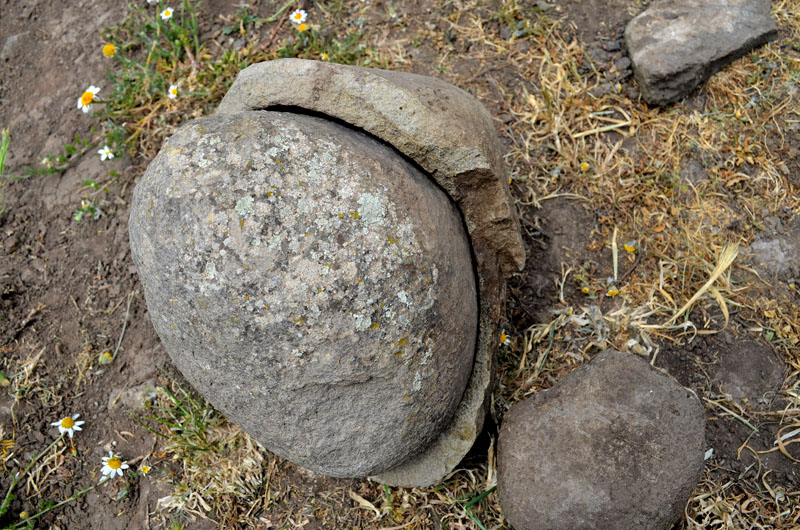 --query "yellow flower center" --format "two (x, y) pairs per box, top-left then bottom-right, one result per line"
(61, 417), (75, 429)
(297, 23), (308, 32)
(81, 90), (94, 106)
(107, 457), (122, 470)
(171, 87), (178, 95)
(164, 10), (171, 17)
(102, 44), (116, 57)
(293, 13), (302, 20)
(141, 466), (150, 474)
(80, 91), (94, 106)
(499, 332), (507, 344)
